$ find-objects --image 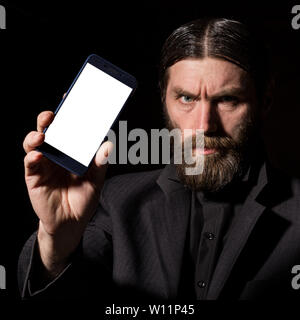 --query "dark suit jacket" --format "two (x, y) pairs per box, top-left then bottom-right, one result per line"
(18, 159), (300, 300)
